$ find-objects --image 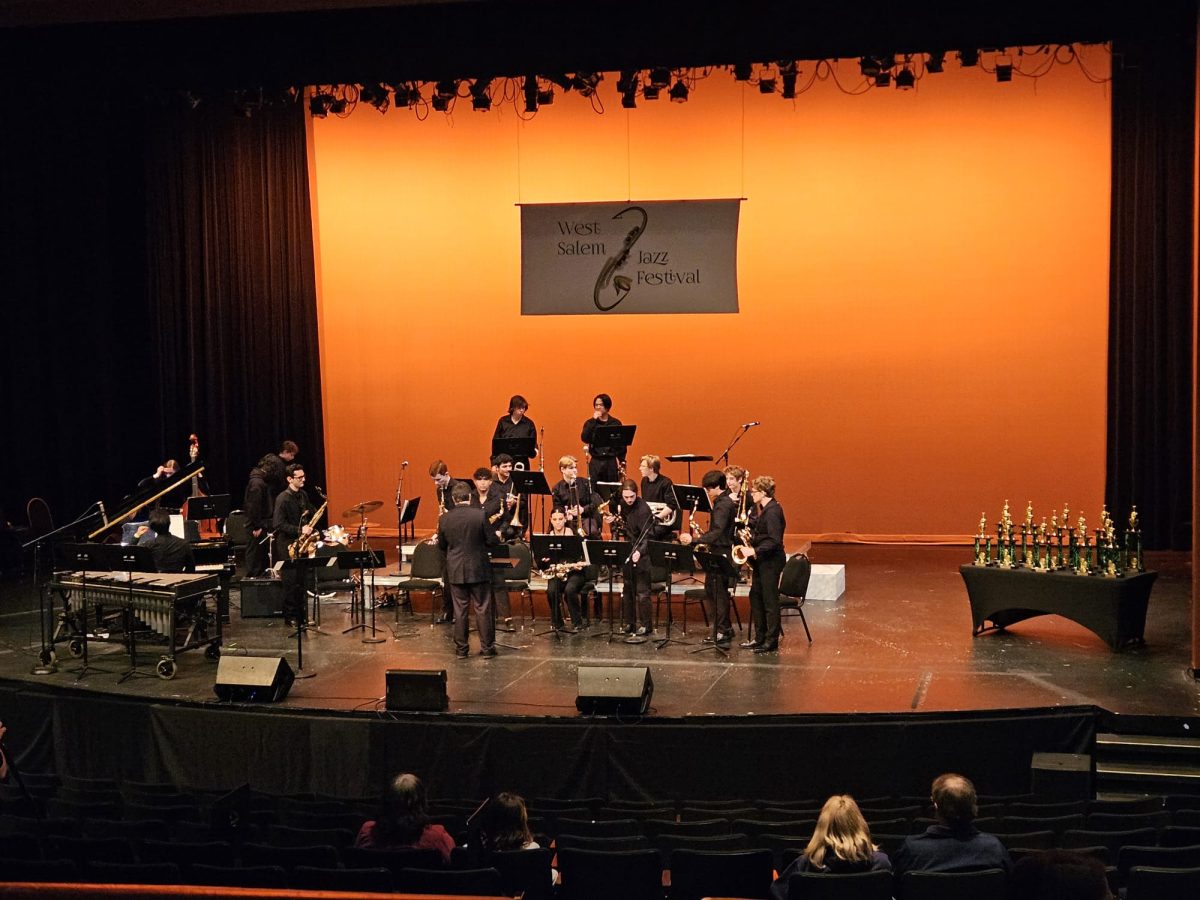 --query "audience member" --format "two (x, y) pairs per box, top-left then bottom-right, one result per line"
(892, 772), (1011, 879)
(770, 795), (891, 900)
(355, 773), (455, 863)
(482, 792), (541, 851)
(1010, 850), (1113, 900)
